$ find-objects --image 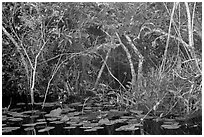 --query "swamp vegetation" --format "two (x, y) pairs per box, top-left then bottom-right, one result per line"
(2, 2), (202, 135)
